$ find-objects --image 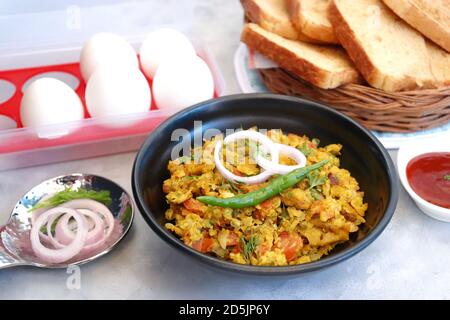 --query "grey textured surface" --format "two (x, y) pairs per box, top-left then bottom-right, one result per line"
(0, 0), (449, 300)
